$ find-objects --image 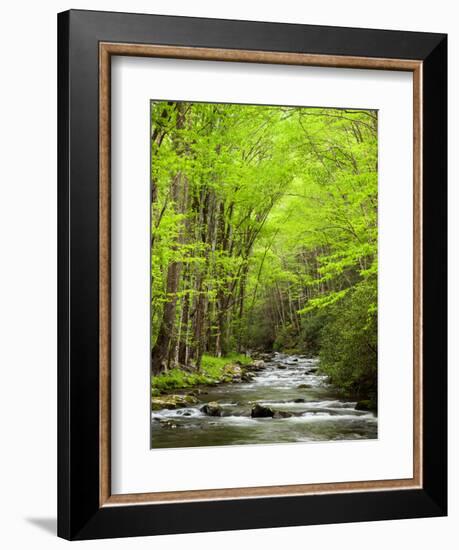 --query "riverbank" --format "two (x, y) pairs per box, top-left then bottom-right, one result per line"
(151, 352), (378, 448)
(151, 353), (254, 396)
(152, 351), (376, 413)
